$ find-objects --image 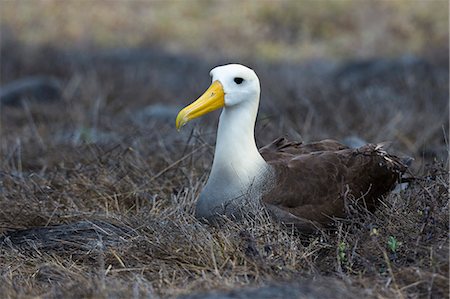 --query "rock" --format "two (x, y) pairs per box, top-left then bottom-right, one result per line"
(342, 136), (367, 149)
(392, 182), (410, 194)
(134, 103), (182, 124)
(0, 220), (135, 252)
(55, 127), (121, 145)
(178, 279), (369, 299)
(333, 55), (432, 90)
(0, 76), (62, 106)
